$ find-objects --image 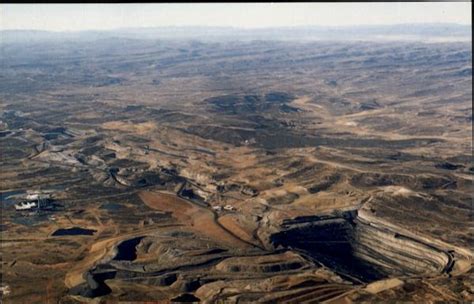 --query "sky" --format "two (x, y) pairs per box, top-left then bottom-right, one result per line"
(0, 3), (471, 31)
